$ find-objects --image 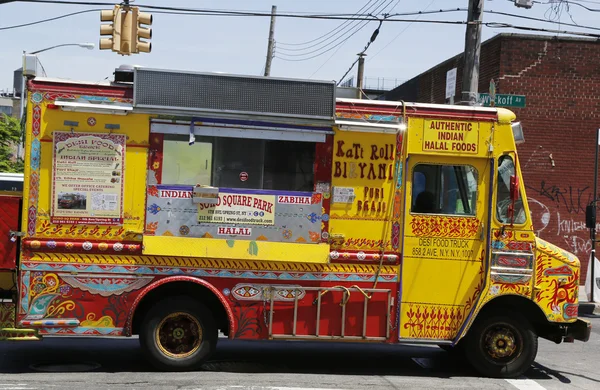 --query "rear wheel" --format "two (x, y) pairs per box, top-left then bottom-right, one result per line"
(140, 296), (217, 371)
(465, 313), (537, 378)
